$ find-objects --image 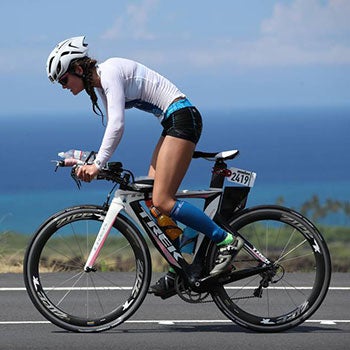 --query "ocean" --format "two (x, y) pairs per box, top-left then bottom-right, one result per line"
(1, 106), (349, 234)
